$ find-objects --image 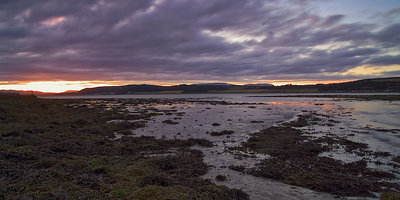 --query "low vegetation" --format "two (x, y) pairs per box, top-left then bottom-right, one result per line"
(209, 130), (234, 136)
(235, 117), (400, 198)
(0, 94), (248, 199)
